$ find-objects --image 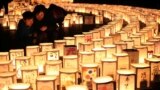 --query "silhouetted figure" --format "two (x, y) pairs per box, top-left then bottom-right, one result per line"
(0, 0), (13, 14)
(15, 11), (34, 49)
